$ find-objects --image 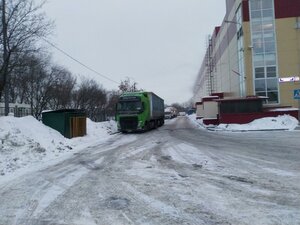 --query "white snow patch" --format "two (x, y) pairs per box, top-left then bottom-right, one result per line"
(32, 184), (65, 217)
(119, 141), (157, 159)
(262, 167), (298, 177)
(165, 143), (214, 168)
(0, 116), (117, 181)
(73, 208), (97, 225)
(188, 114), (299, 131)
(32, 167), (89, 216)
(123, 182), (180, 217)
(269, 108), (298, 112)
